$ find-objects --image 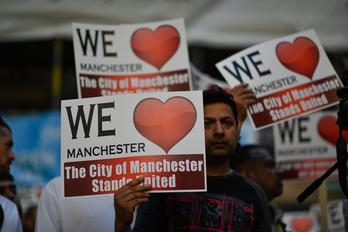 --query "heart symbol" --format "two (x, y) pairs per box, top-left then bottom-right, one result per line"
(133, 97), (196, 153)
(317, 116), (348, 145)
(290, 216), (313, 232)
(131, 25), (180, 70)
(276, 36), (319, 79)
